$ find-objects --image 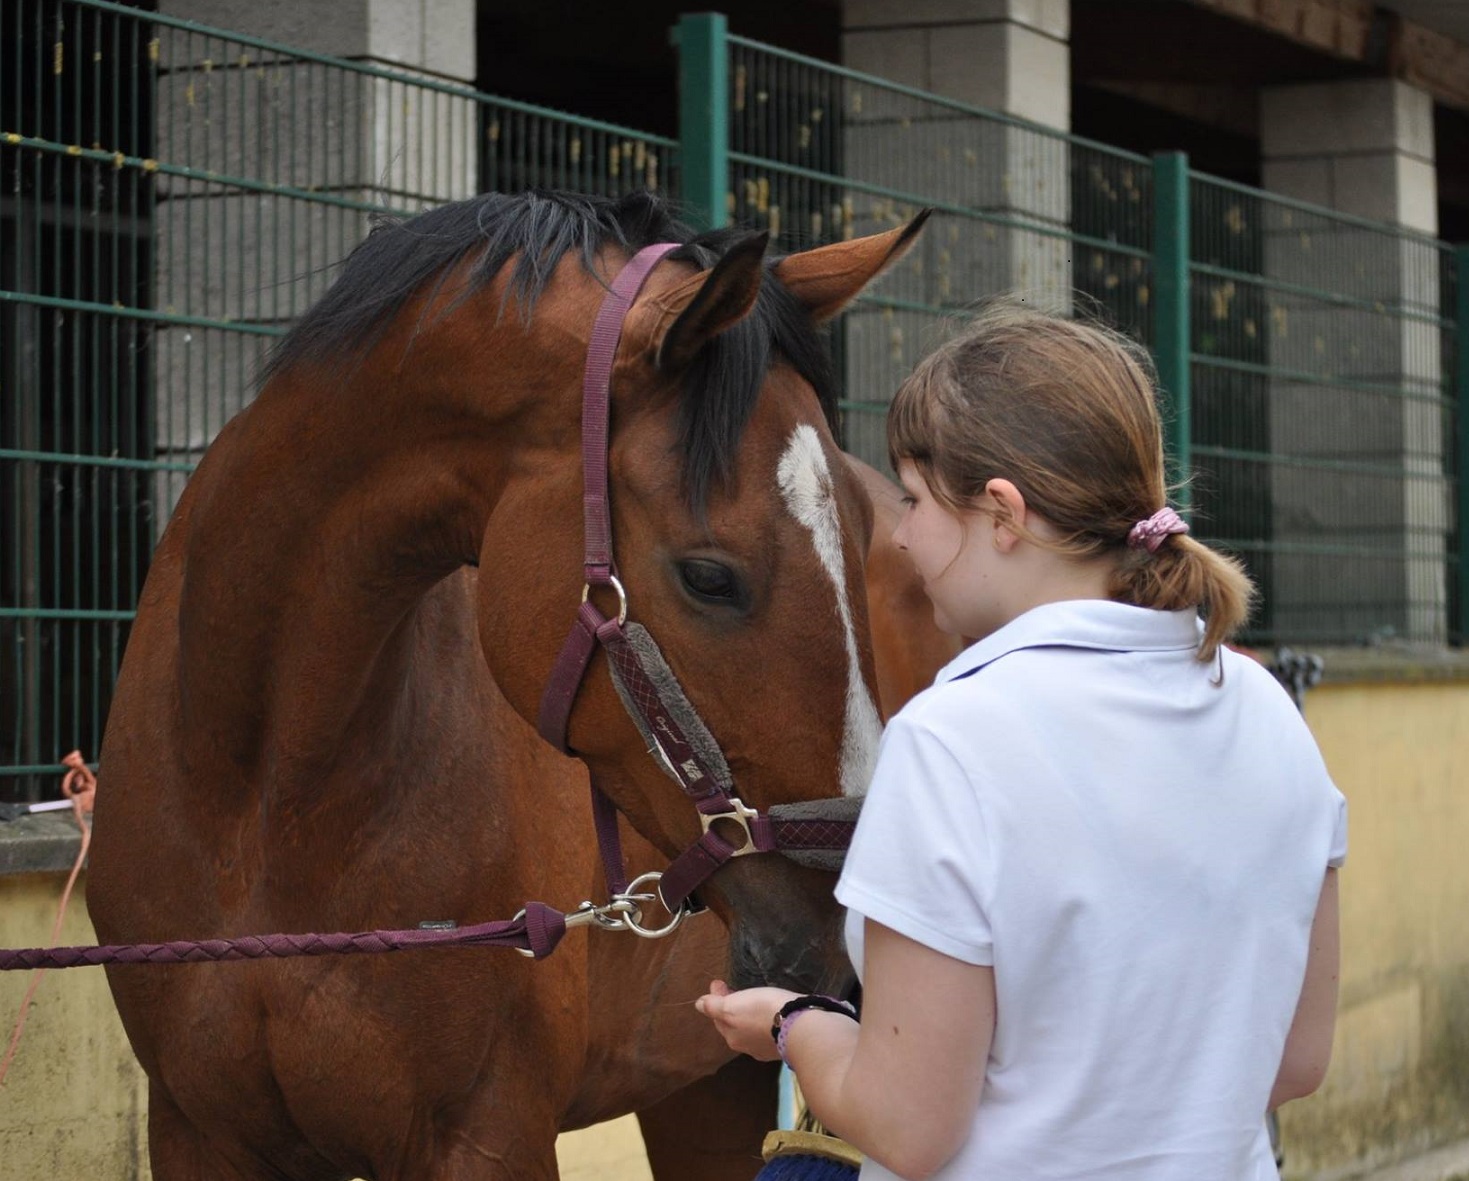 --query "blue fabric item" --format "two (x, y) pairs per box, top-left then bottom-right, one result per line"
(756, 1154), (858, 1181)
